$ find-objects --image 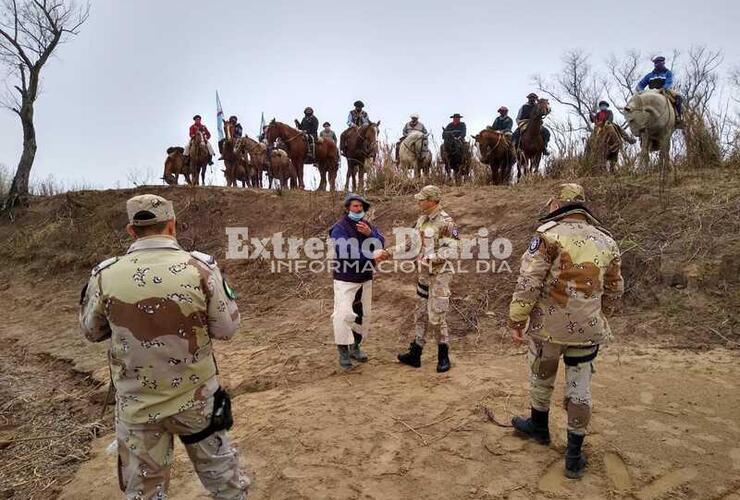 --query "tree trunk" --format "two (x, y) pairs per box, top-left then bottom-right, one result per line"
(4, 100), (37, 210)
